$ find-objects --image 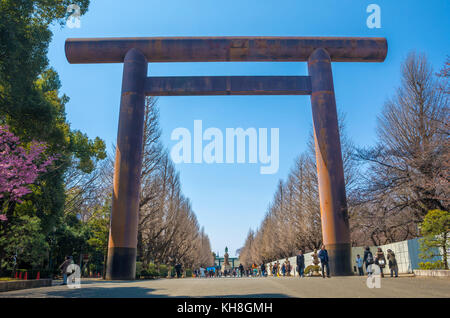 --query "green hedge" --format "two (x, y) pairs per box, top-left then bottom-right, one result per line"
(137, 263), (171, 279)
(418, 261), (445, 270)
